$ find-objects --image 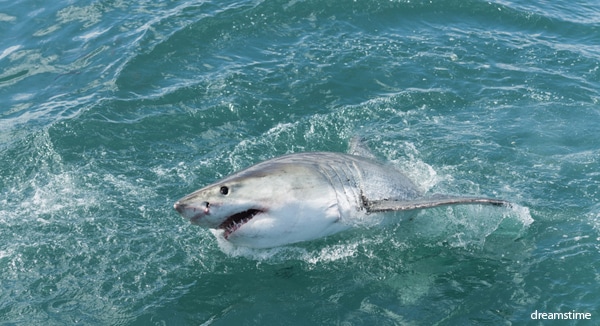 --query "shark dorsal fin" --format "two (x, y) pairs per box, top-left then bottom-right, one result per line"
(348, 137), (376, 159)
